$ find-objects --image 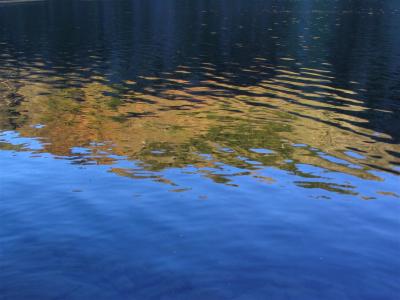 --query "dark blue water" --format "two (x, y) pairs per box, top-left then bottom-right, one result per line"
(0, 1), (400, 299)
